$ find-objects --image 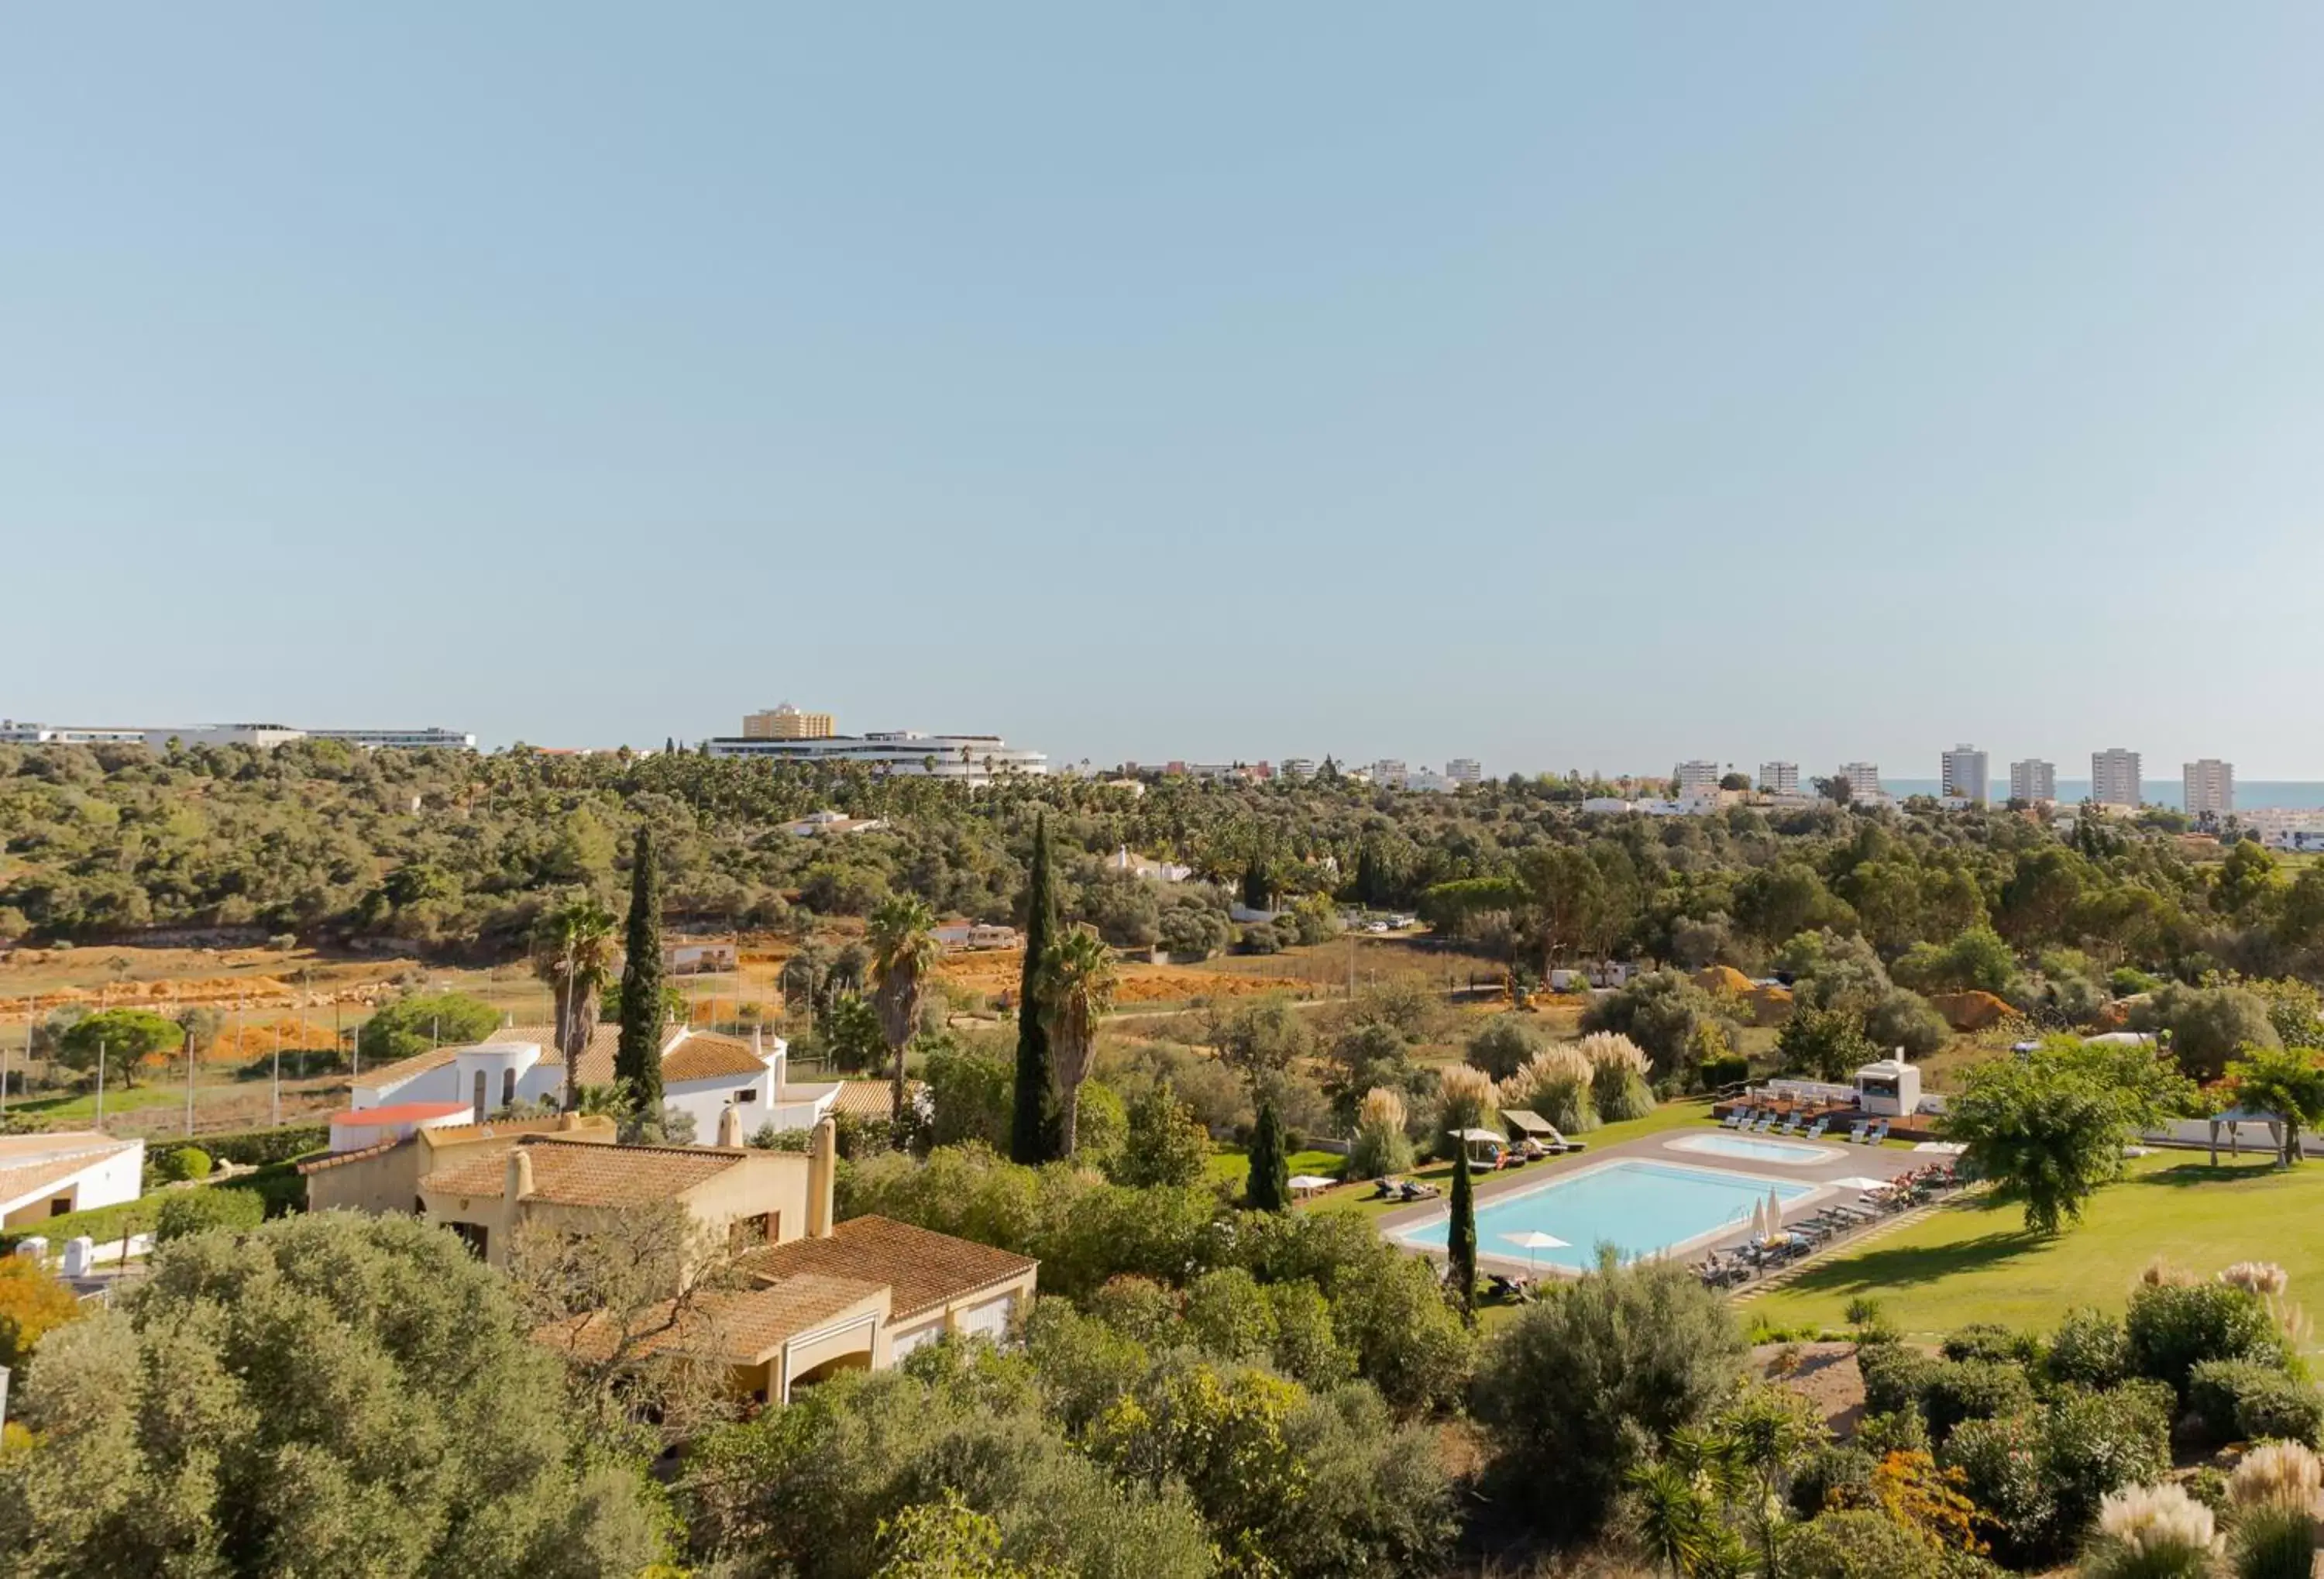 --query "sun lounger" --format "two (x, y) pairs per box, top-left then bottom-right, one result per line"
(1868, 1120), (1889, 1144)
(1803, 1118), (1828, 1139)
(1846, 1120), (1868, 1143)
(1721, 1109), (1747, 1129)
